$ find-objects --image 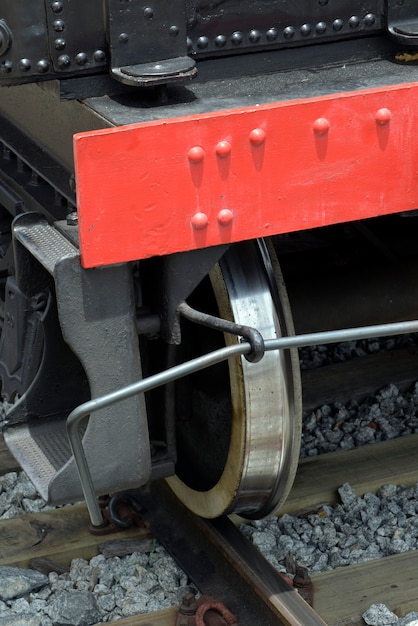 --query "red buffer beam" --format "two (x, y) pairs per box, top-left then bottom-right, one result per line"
(74, 82), (418, 268)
